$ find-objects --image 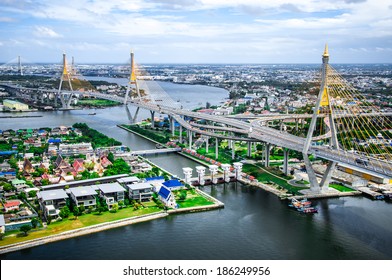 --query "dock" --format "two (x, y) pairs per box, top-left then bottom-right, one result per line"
(358, 187), (385, 200)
